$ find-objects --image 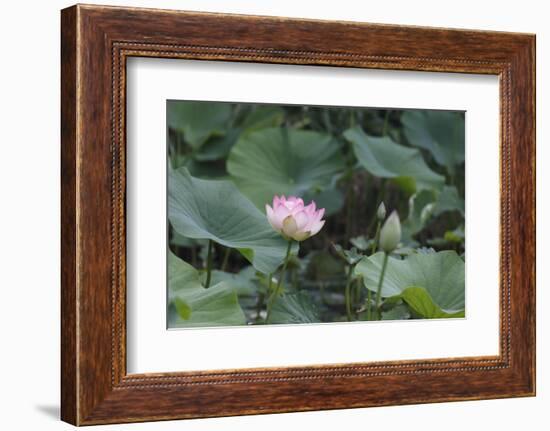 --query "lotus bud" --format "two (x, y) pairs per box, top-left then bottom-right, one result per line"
(379, 210), (401, 252)
(377, 202), (387, 221)
(265, 195), (326, 242)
